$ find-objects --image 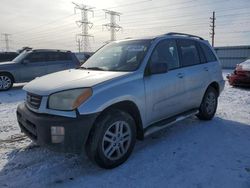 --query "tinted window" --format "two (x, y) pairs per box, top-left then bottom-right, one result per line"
(0, 53), (18, 62)
(58, 52), (71, 61)
(200, 43), (217, 62)
(26, 52), (46, 63)
(47, 52), (71, 61)
(196, 42), (206, 64)
(178, 39), (200, 67)
(150, 39), (179, 70)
